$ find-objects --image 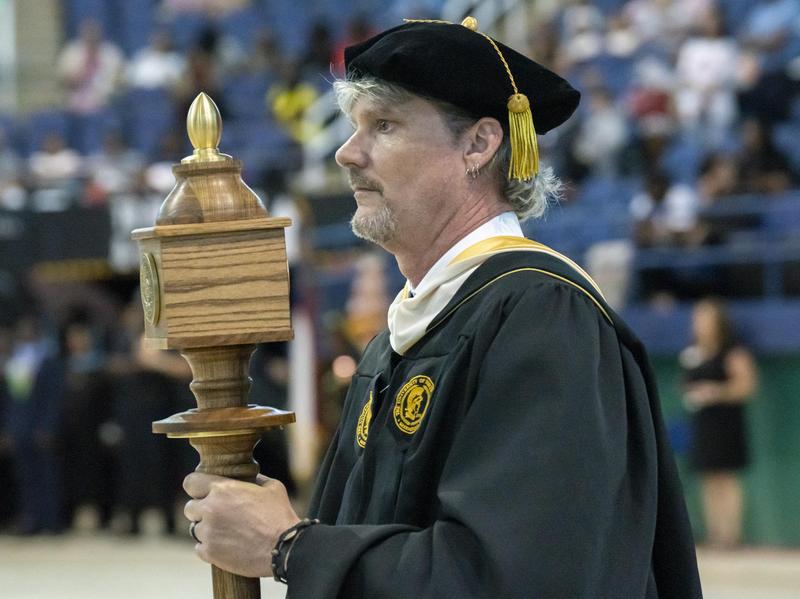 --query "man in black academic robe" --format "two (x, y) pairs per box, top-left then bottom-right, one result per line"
(183, 19), (703, 598)
(285, 249), (701, 598)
